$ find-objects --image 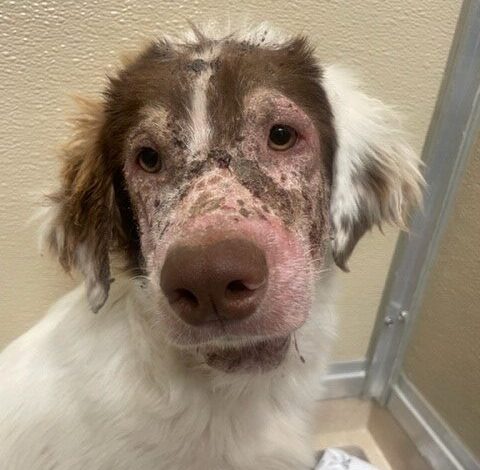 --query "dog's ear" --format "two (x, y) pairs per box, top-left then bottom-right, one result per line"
(323, 65), (424, 270)
(42, 97), (118, 312)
